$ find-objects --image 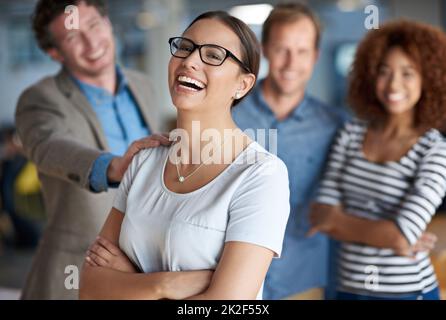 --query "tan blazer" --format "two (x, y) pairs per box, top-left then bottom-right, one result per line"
(15, 67), (164, 299)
